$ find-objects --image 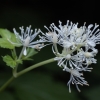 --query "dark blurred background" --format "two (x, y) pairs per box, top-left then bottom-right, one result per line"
(0, 0), (100, 100)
